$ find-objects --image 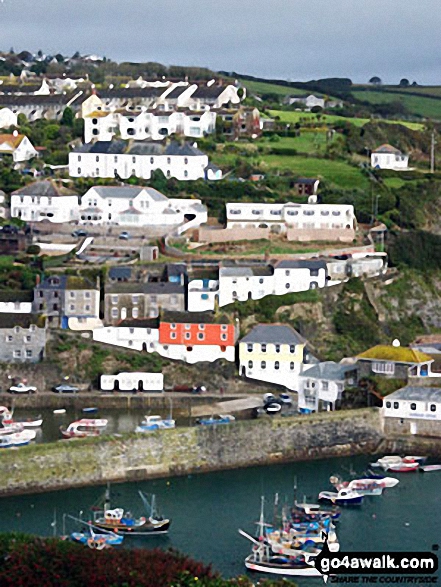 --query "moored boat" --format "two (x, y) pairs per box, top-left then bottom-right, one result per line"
(0, 429), (36, 448)
(196, 414), (235, 426)
(91, 486), (170, 535)
(420, 464), (441, 473)
(61, 418), (108, 439)
(387, 461), (419, 473)
(0, 406), (13, 420)
(244, 551), (322, 577)
(318, 488), (363, 506)
(2, 416), (43, 429)
(70, 529), (124, 549)
(135, 415), (175, 432)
